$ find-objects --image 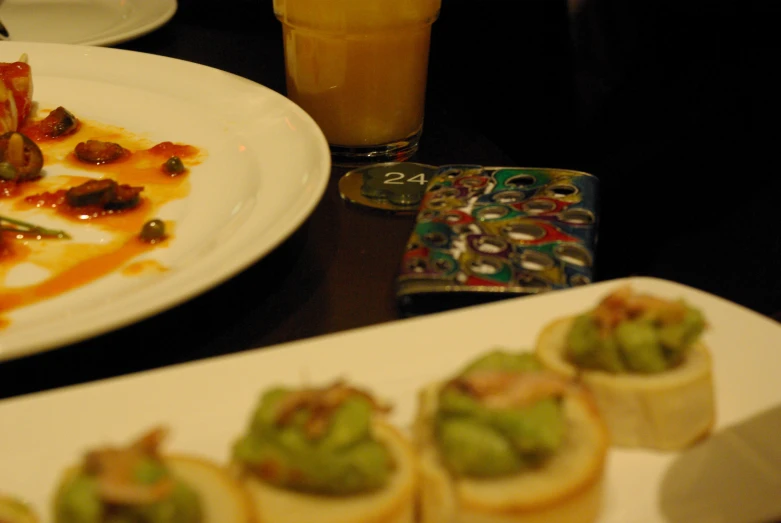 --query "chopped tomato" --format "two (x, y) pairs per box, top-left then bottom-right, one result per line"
(0, 59), (33, 132)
